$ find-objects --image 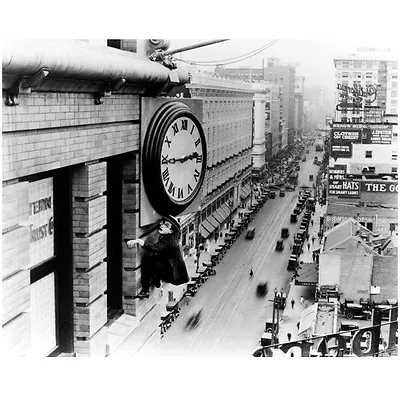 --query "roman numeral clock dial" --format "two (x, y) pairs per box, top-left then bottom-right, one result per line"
(142, 102), (207, 216)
